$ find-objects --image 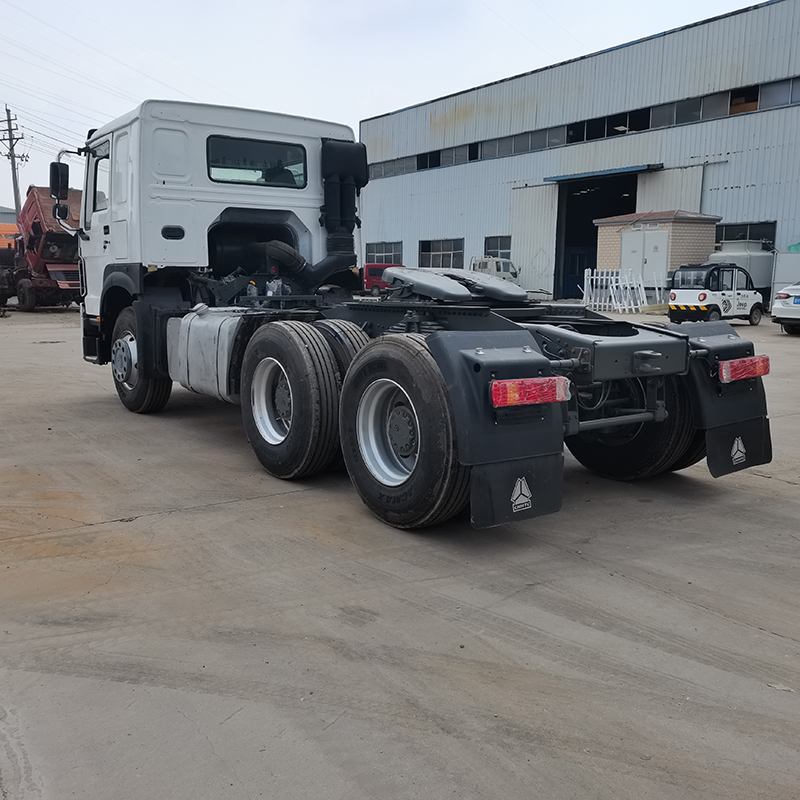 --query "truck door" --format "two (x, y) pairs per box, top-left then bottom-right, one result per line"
(735, 268), (757, 314)
(718, 267), (735, 317)
(81, 138), (112, 316)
